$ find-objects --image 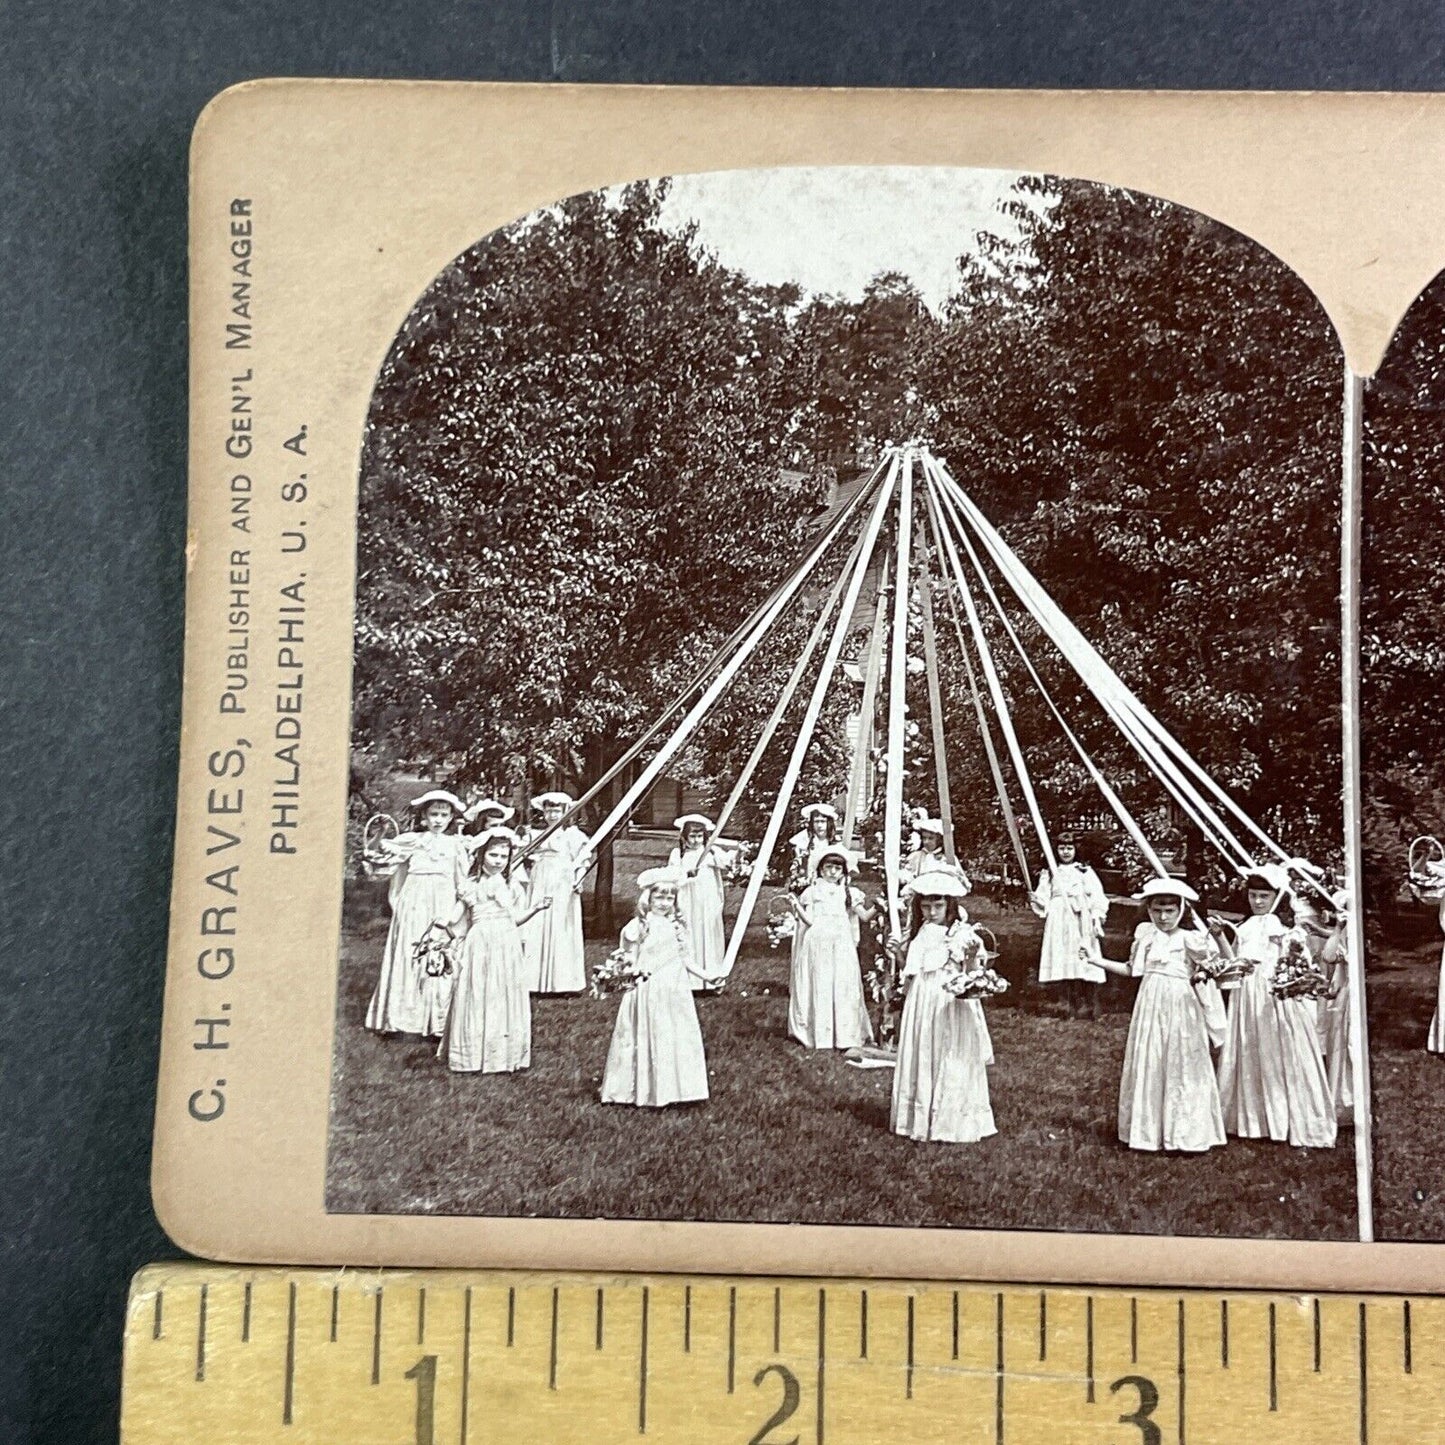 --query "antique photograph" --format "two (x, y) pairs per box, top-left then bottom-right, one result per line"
(1360, 267), (1445, 1241)
(324, 164), (1359, 1240)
